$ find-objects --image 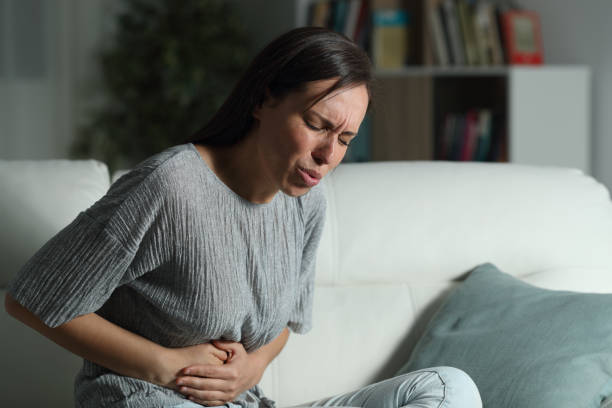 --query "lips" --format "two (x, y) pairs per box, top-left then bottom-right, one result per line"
(300, 167), (322, 180)
(297, 167), (321, 187)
